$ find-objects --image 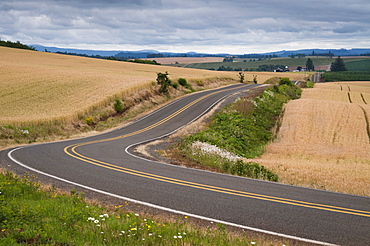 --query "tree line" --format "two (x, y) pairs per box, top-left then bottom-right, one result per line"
(0, 39), (36, 50)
